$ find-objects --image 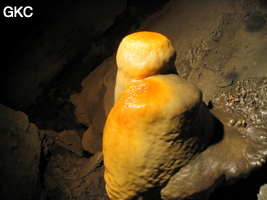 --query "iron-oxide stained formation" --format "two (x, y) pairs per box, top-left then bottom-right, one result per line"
(103, 31), (215, 200)
(102, 31), (267, 200)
